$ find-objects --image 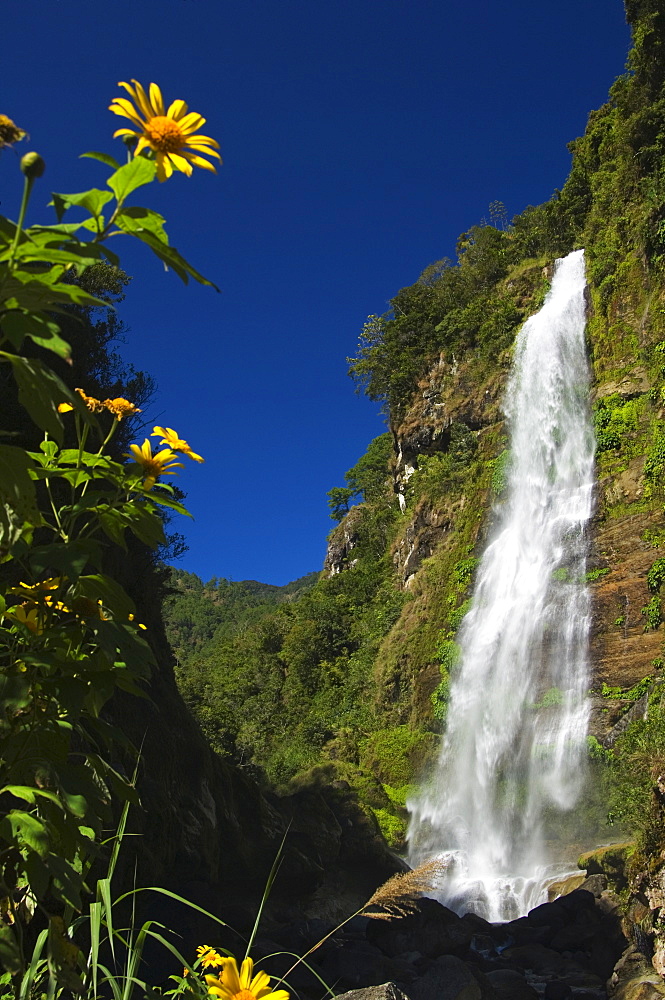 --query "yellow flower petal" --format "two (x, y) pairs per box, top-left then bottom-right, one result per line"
(182, 152), (218, 173)
(178, 112), (206, 134)
(168, 152), (194, 176)
(109, 98), (146, 128)
(156, 152), (173, 182)
(239, 958), (254, 990)
(249, 970), (271, 995)
(223, 958), (241, 996)
(149, 82), (165, 116)
(130, 79), (155, 119)
(184, 136), (222, 153)
(166, 99), (189, 120)
(117, 80), (139, 99)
